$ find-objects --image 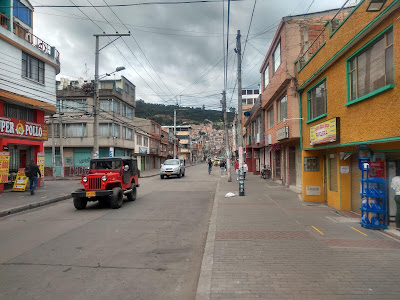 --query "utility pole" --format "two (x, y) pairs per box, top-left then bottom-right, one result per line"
(51, 117), (56, 180)
(236, 30), (244, 196)
(59, 114), (64, 178)
(174, 109), (177, 159)
(93, 32), (130, 159)
(222, 91), (232, 182)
